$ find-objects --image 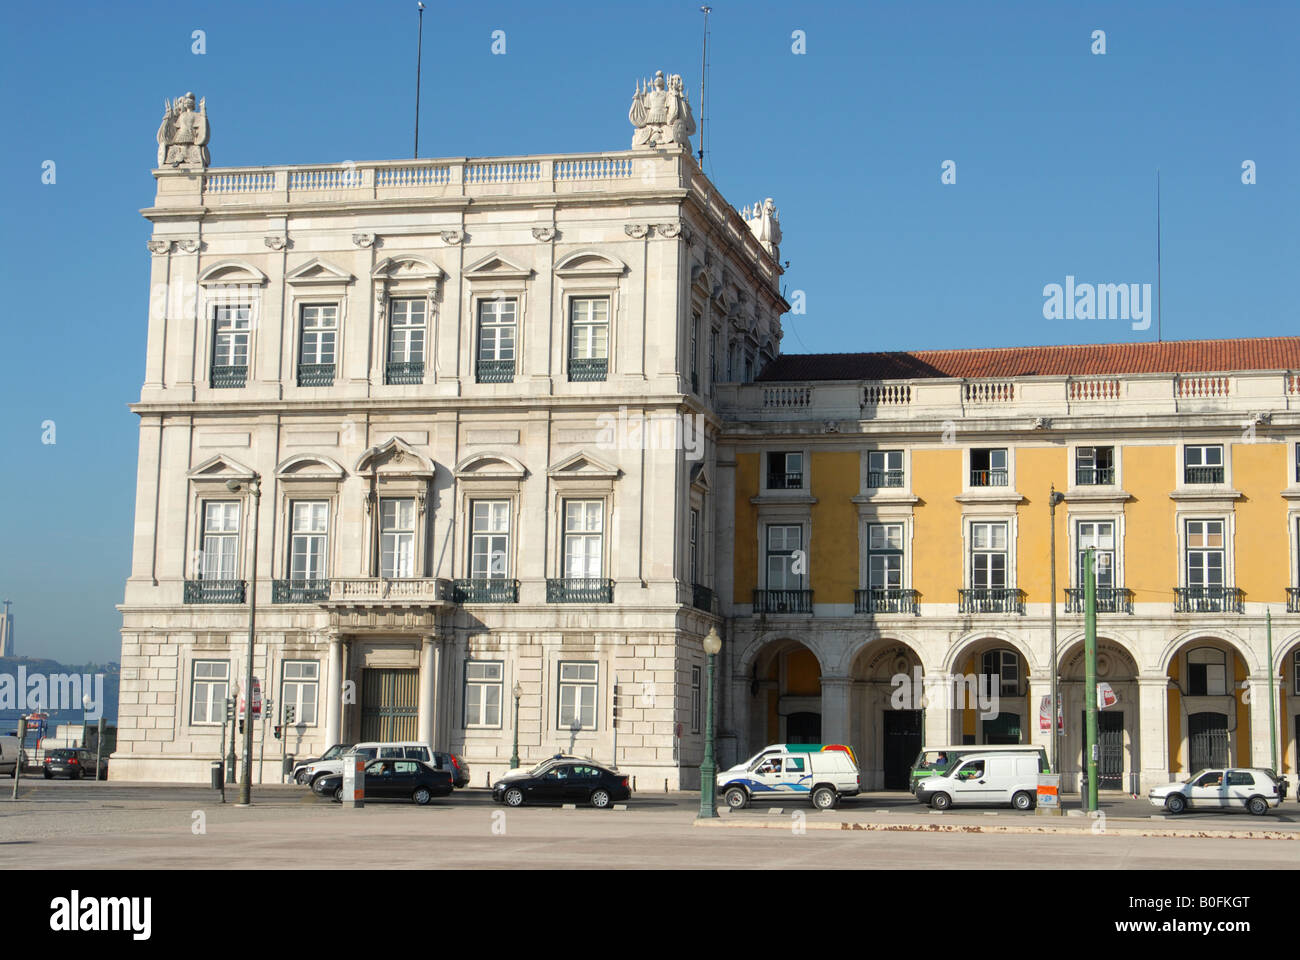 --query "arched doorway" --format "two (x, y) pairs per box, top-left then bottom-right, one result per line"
(1061, 639), (1139, 792)
(744, 640), (822, 752)
(849, 639), (925, 790)
(1283, 639), (1300, 782)
(947, 639), (1030, 747)
(1166, 639), (1251, 774)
